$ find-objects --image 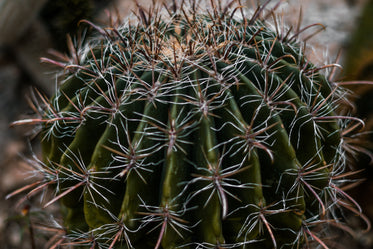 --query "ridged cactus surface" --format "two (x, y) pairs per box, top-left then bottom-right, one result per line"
(11, 1), (370, 248)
